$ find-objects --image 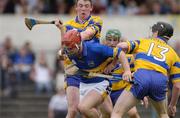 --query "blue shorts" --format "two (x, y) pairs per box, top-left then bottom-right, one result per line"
(130, 69), (168, 101)
(64, 76), (80, 88)
(110, 89), (124, 106)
